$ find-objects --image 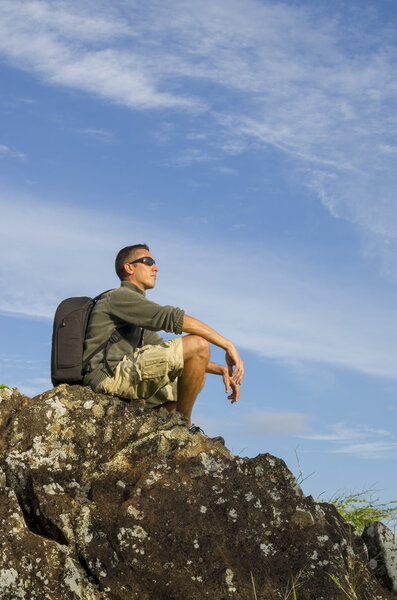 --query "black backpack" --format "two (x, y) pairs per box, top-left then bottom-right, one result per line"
(51, 292), (113, 386)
